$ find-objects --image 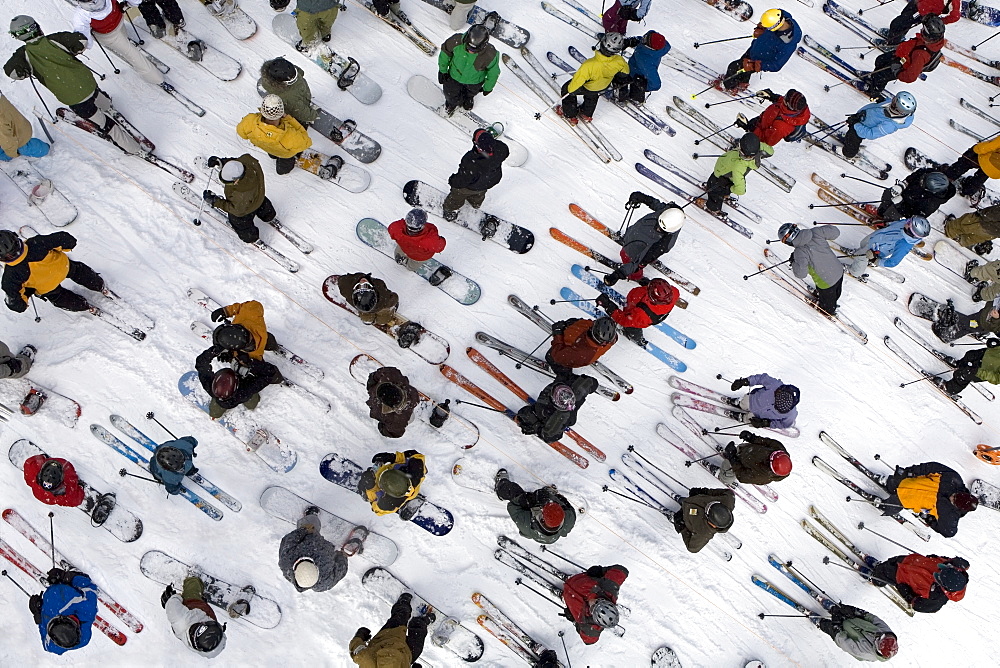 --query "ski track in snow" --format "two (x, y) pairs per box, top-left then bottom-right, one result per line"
(1, 0), (999, 665)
